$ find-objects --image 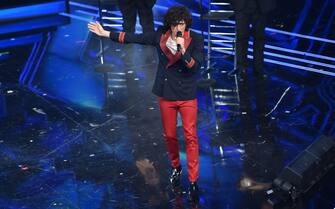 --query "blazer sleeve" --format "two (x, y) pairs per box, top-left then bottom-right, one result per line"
(109, 31), (158, 46)
(181, 33), (204, 72)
